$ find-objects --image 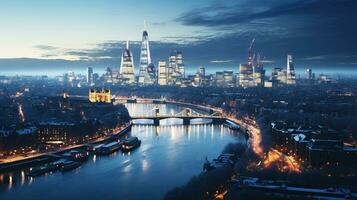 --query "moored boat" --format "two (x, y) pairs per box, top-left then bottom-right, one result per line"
(96, 141), (121, 155)
(121, 137), (141, 151)
(26, 166), (50, 177)
(61, 161), (81, 171)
